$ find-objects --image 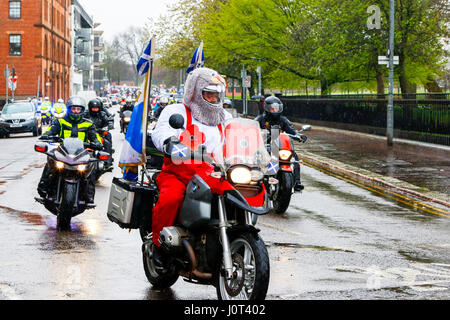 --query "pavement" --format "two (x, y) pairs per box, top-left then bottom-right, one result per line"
(290, 124), (450, 214)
